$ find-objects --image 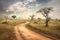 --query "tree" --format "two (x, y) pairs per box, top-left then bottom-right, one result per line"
(2, 16), (8, 24)
(11, 15), (16, 19)
(5, 16), (8, 22)
(37, 7), (53, 26)
(30, 15), (35, 20)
